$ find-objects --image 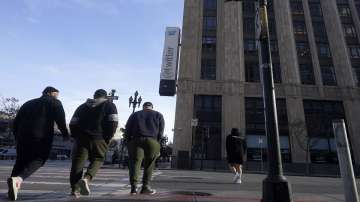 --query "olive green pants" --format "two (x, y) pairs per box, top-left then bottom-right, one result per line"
(127, 137), (160, 187)
(70, 137), (108, 190)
